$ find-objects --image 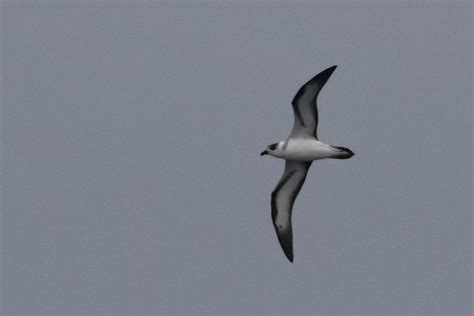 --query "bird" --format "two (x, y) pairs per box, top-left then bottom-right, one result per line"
(260, 65), (354, 262)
